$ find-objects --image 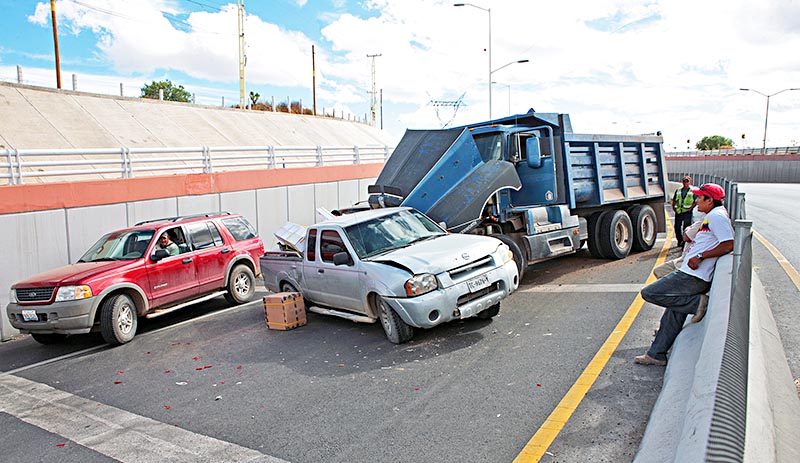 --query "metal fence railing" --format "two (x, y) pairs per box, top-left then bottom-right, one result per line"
(0, 144), (393, 185)
(665, 146), (799, 157)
